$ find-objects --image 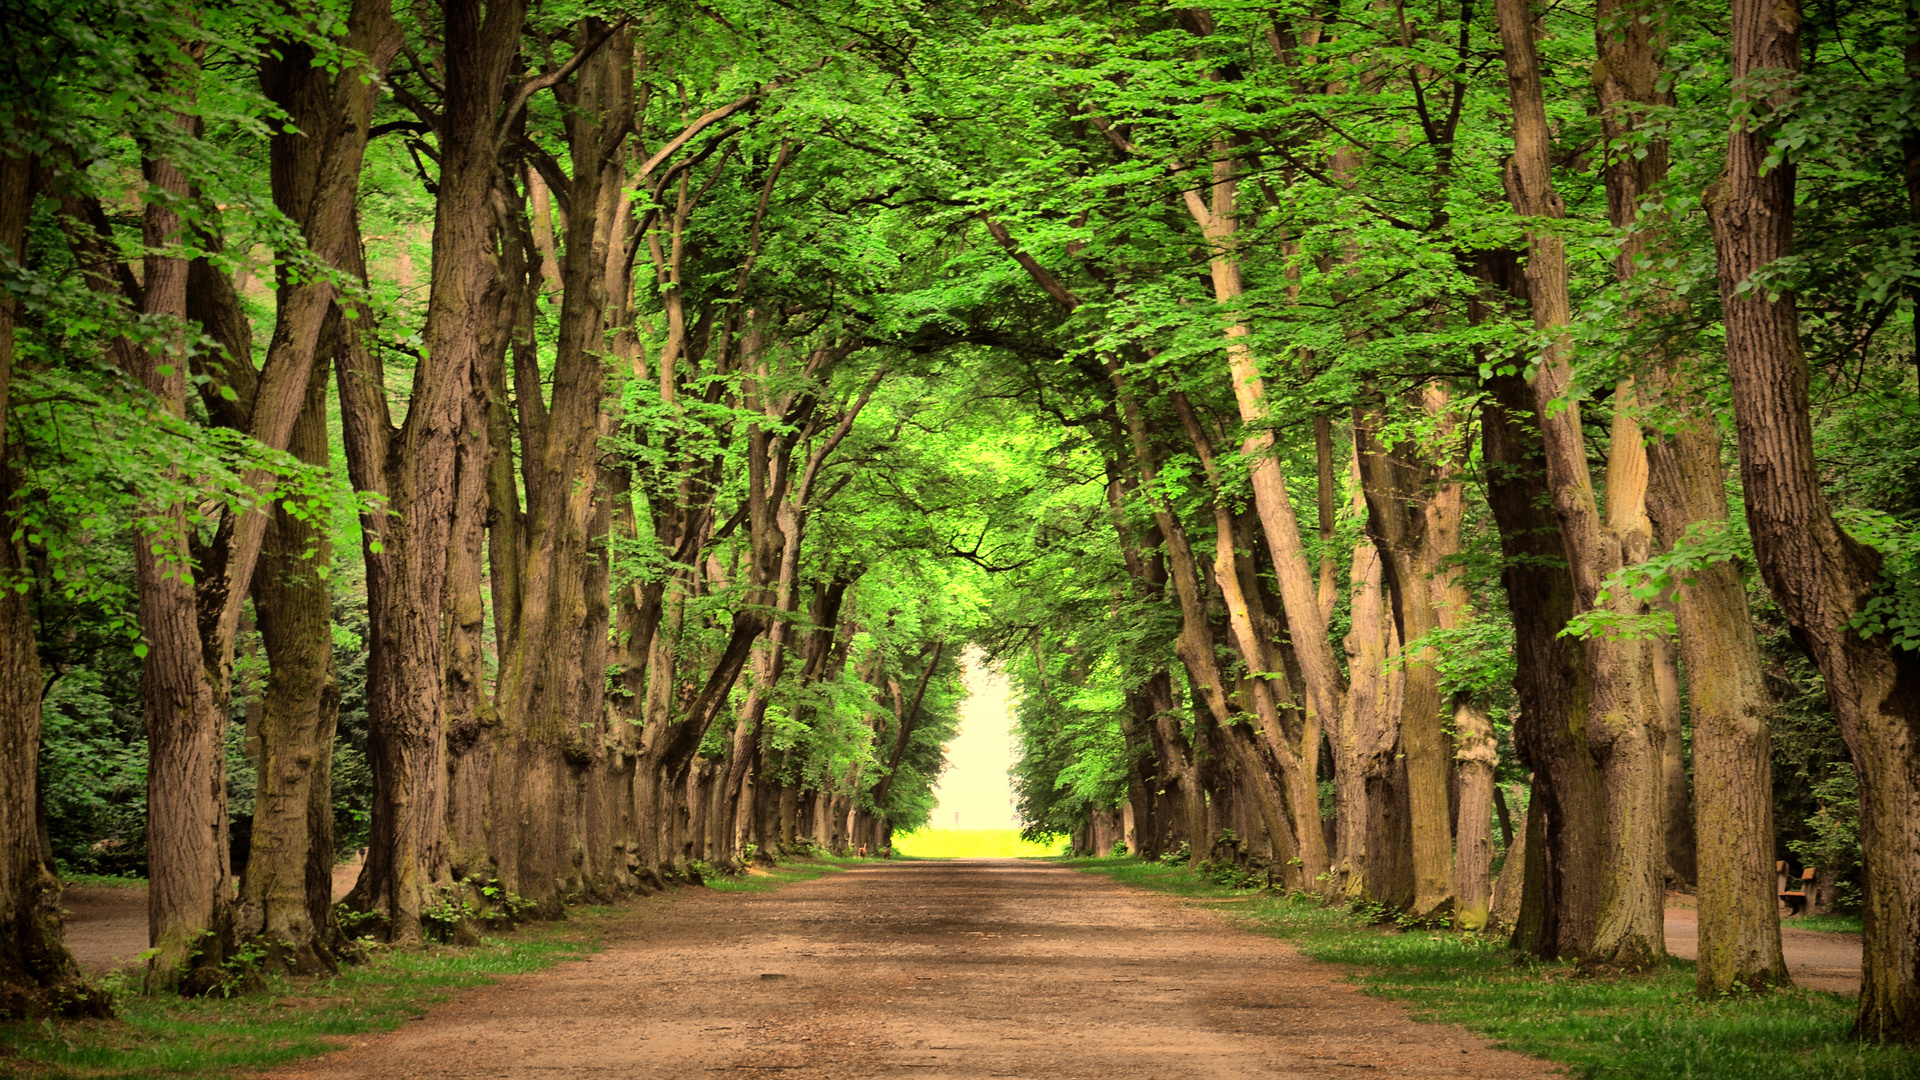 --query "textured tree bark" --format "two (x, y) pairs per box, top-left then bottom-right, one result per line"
(1119, 691), (1159, 859)
(1490, 795), (1531, 932)
(340, 0), (525, 942)
(1480, 370), (1606, 959)
(1497, 0), (1664, 969)
(1647, 419), (1789, 993)
(124, 46), (244, 993)
(1104, 363), (1291, 873)
(1452, 698), (1498, 930)
(443, 357), (495, 890)
(1337, 515), (1404, 905)
(489, 21), (632, 910)
(1596, 0), (1705, 902)
(1179, 160), (1347, 877)
(1354, 389), (1459, 919)
(237, 347), (340, 973)
(1595, 0), (1779, 990)
(200, 0), (400, 673)
(0, 146), (92, 1016)
(1649, 638), (1696, 887)
(1179, 404), (1320, 888)
(1711, 0), (1920, 1038)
